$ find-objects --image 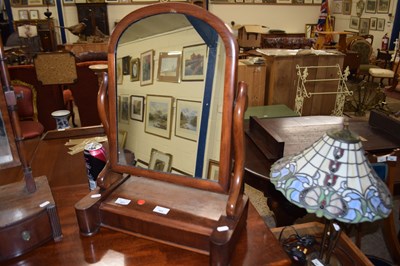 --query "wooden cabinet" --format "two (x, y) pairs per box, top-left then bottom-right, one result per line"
(238, 61), (266, 106)
(260, 50), (345, 115)
(14, 19), (57, 52)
